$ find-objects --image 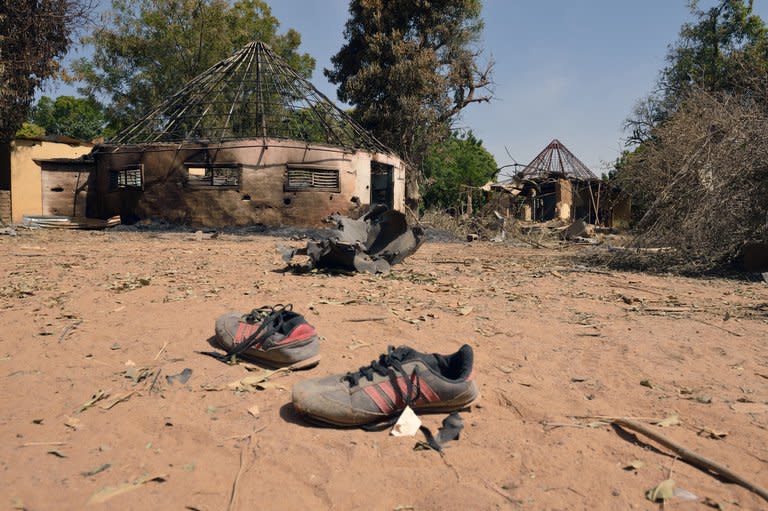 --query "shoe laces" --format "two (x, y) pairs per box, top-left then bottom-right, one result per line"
(229, 304), (291, 357)
(344, 346), (423, 407)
